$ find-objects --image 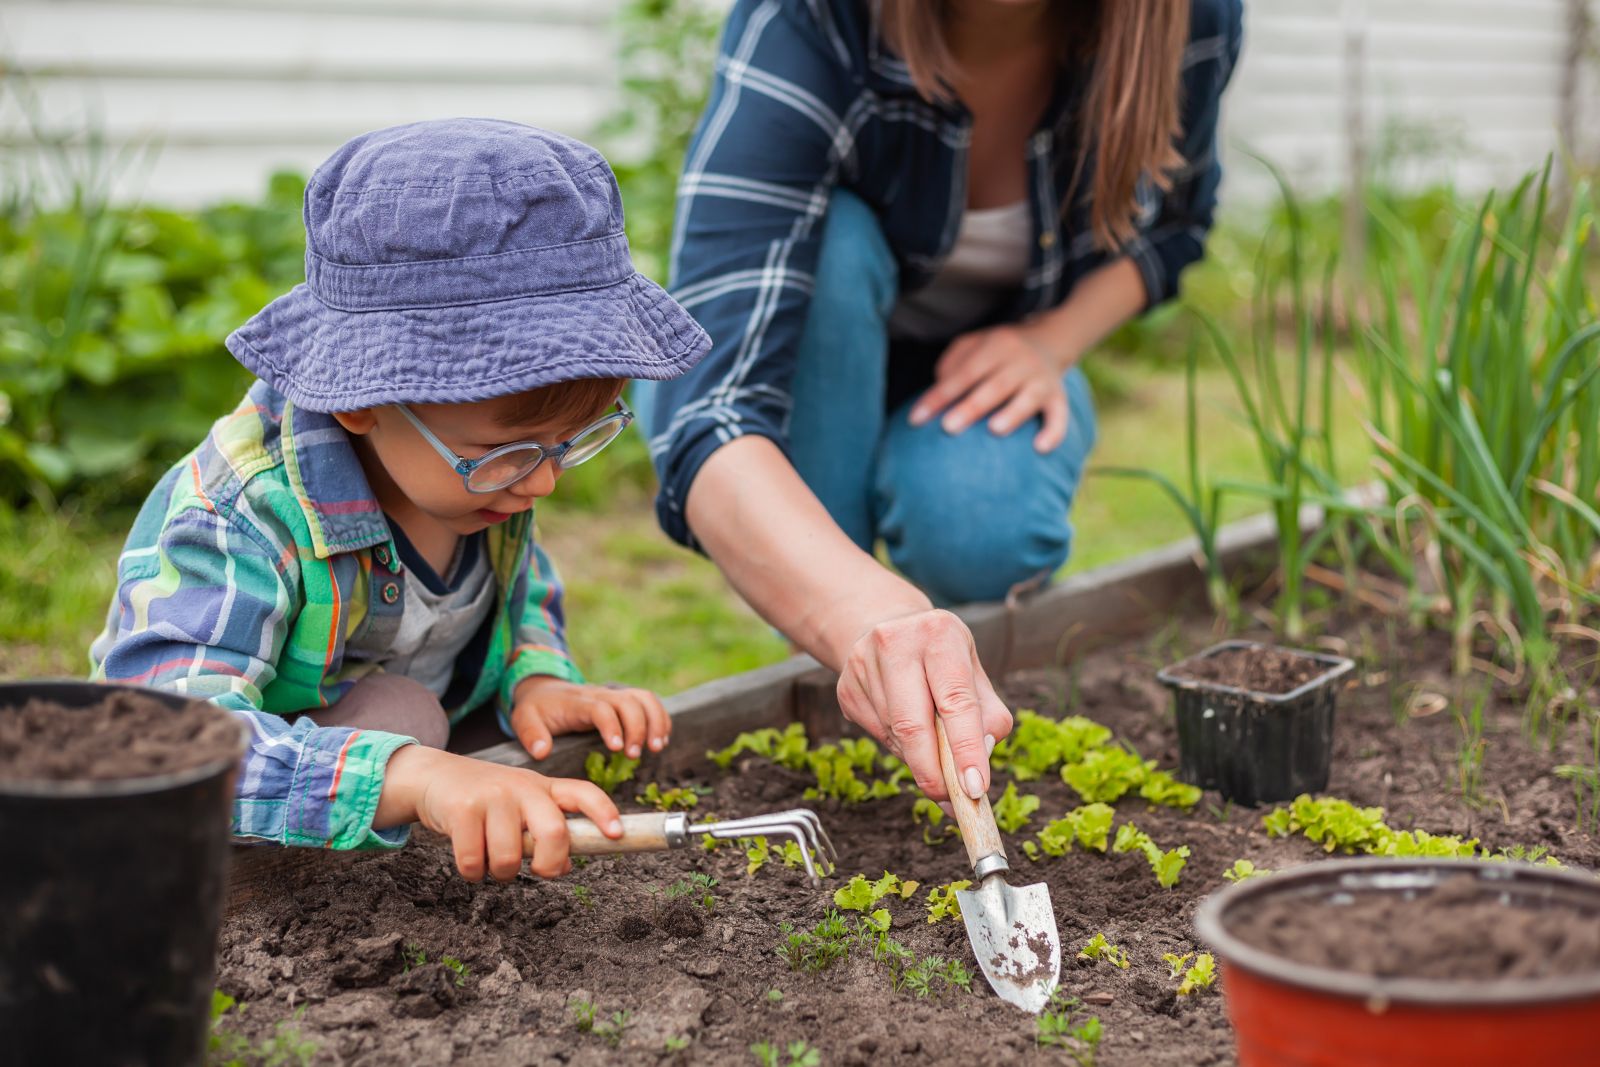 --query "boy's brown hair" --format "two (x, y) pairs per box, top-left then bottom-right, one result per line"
(495, 377), (626, 433)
